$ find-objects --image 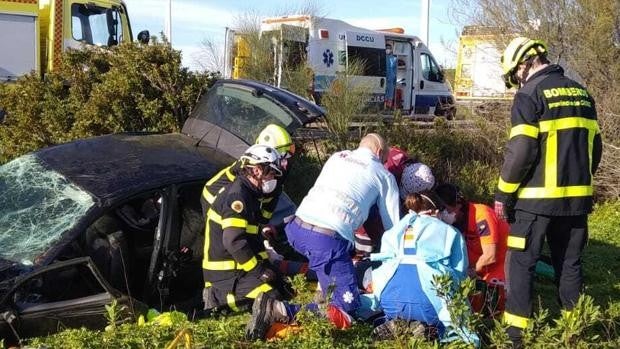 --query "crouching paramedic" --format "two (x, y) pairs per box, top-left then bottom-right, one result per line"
(244, 133), (401, 341)
(435, 183), (508, 316)
(202, 144), (292, 313)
